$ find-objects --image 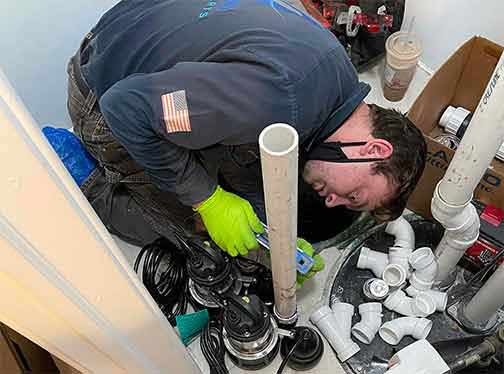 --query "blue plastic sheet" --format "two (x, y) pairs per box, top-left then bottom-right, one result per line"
(42, 126), (96, 186)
